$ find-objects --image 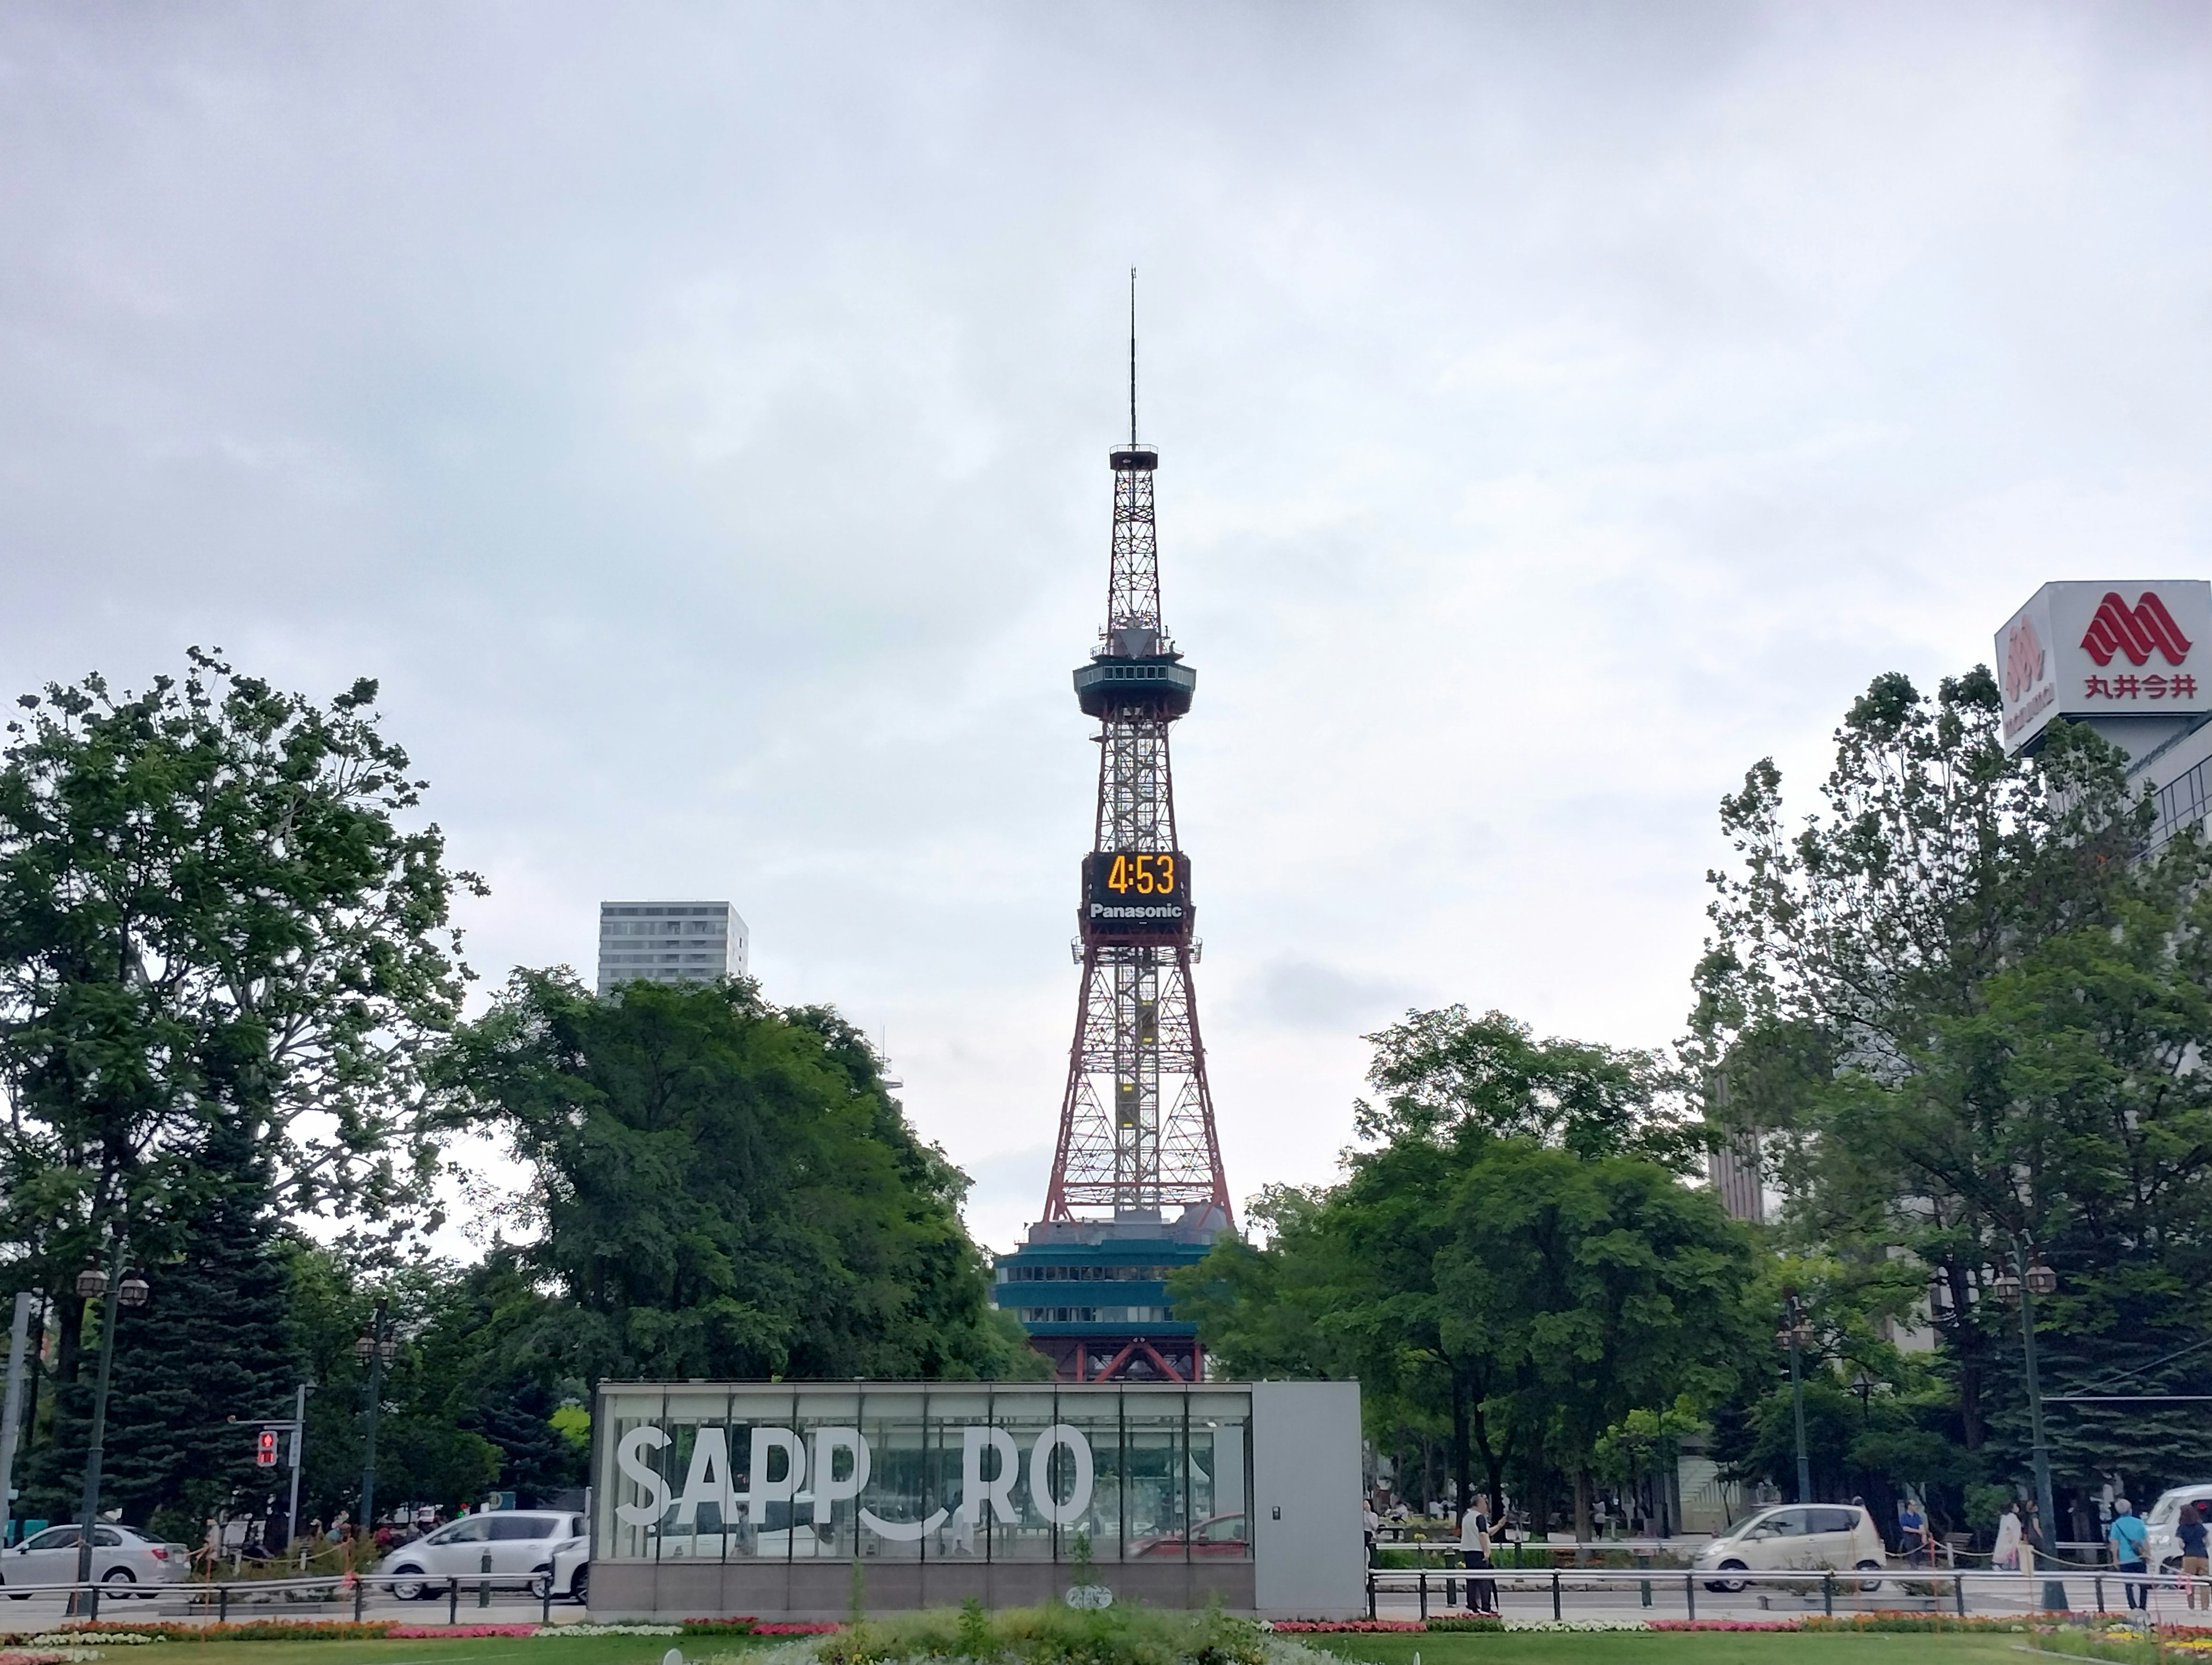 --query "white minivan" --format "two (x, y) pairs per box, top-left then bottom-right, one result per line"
(1694, 1504), (1891, 1591)
(2144, 1485), (2212, 1575)
(376, 1511), (585, 1602)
